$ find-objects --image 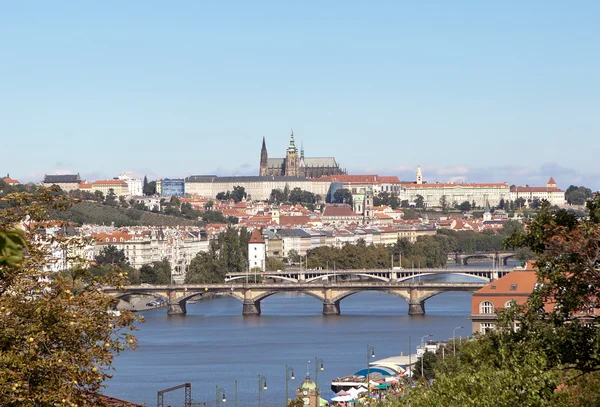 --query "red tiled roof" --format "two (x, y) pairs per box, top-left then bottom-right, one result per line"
(2, 176), (20, 185)
(249, 228), (264, 244)
(313, 174), (397, 184)
(510, 186), (563, 193)
(548, 177), (556, 185)
(474, 270), (538, 296)
(403, 182), (508, 189)
(279, 215), (311, 226)
(93, 231), (133, 243)
(322, 204), (358, 217)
